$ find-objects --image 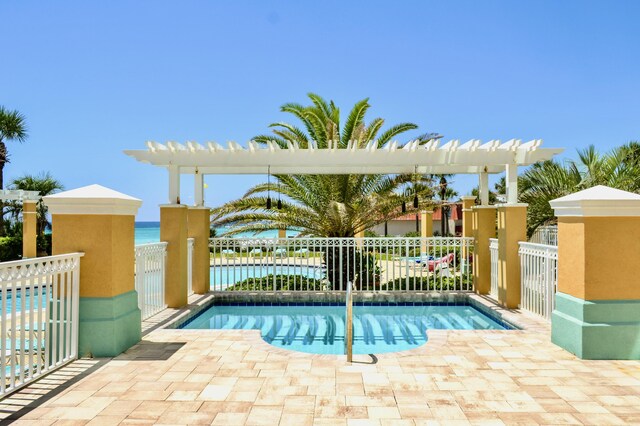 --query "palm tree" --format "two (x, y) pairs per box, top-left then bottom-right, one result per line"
(0, 107), (28, 236)
(519, 144), (640, 236)
(9, 172), (63, 236)
(212, 94), (437, 284)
